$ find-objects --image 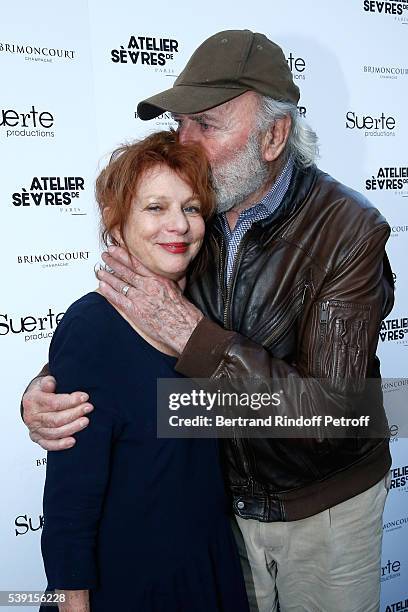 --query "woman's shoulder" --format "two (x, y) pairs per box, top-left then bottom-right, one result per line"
(51, 292), (115, 352)
(62, 291), (112, 323)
